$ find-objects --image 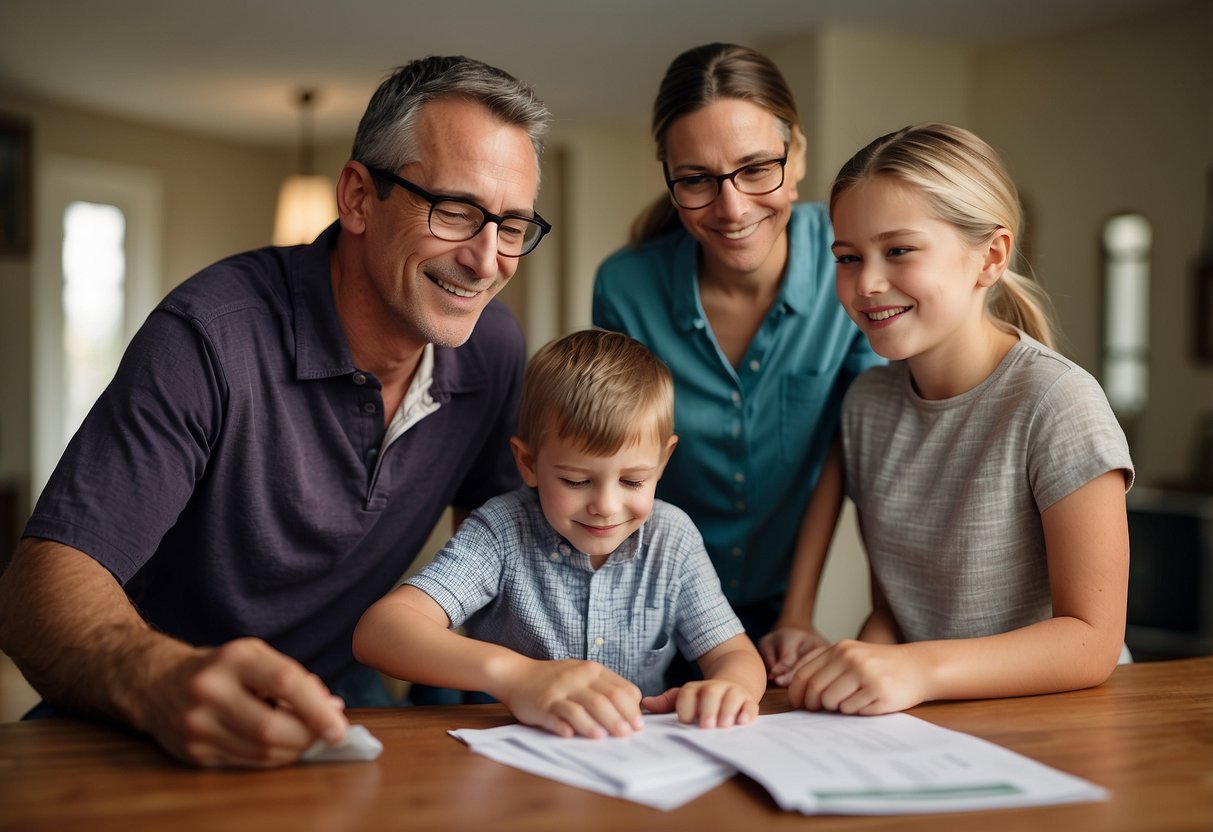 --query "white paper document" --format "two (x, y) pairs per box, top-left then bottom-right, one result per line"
(450, 714), (735, 810)
(676, 711), (1108, 815)
(450, 710), (1107, 815)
